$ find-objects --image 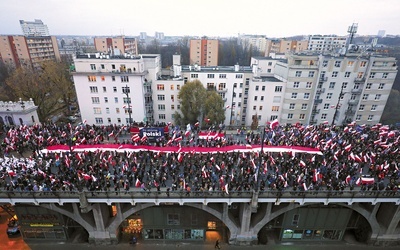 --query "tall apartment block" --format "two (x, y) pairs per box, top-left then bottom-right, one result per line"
(19, 19), (50, 37)
(307, 35), (348, 53)
(264, 39), (309, 57)
(94, 36), (138, 56)
(189, 38), (219, 66)
(0, 35), (60, 68)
